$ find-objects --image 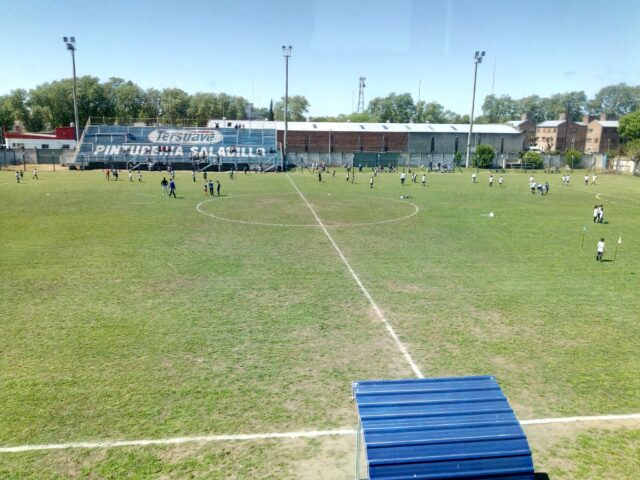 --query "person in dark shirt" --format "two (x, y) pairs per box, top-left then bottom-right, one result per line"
(169, 179), (176, 198)
(216, 180), (221, 196)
